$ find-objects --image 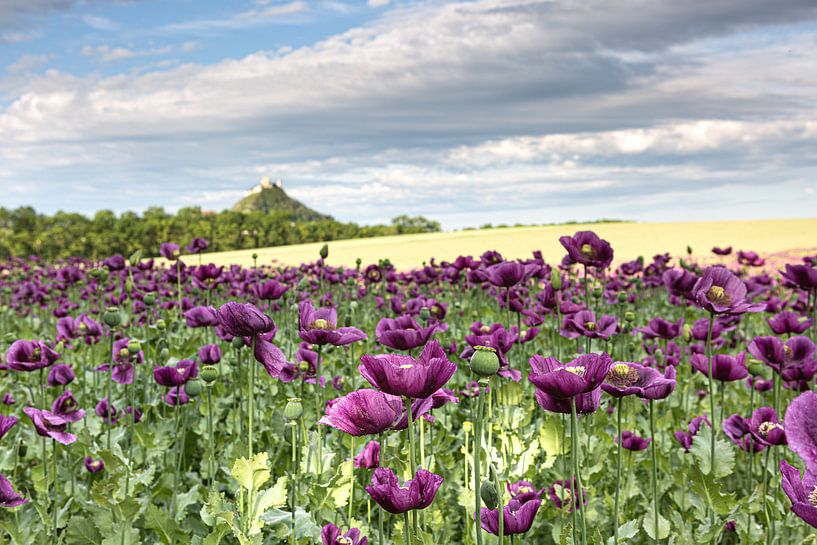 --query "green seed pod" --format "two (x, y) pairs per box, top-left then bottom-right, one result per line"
(624, 311), (635, 323)
(184, 379), (203, 398)
(143, 293), (156, 306)
(102, 307), (121, 328)
(683, 324), (692, 343)
(284, 398), (304, 421)
(349, 301), (358, 311)
(419, 307), (431, 322)
(592, 287), (603, 299)
(156, 319), (166, 330)
(747, 360), (767, 377)
(344, 315), (352, 327)
(470, 346), (500, 377)
(550, 269), (562, 290)
(159, 348), (169, 361)
(252, 253), (258, 260)
(231, 336), (245, 350)
(319, 244), (329, 260)
(127, 340), (141, 355)
(617, 292), (627, 303)
(200, 365), (219, 384)
(355, 258), (362, 271)
(480, 480), (499, 510)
